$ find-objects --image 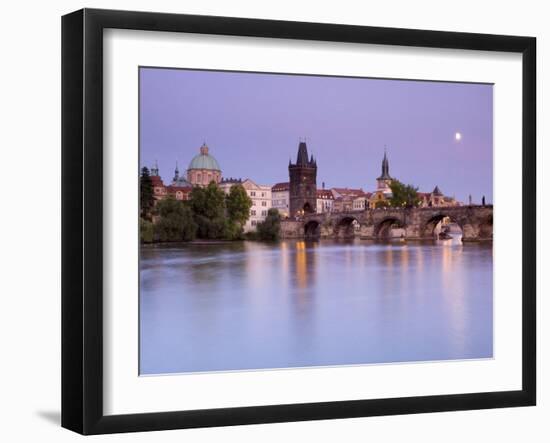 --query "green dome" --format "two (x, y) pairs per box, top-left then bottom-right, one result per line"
(187, 143), (221, 171)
